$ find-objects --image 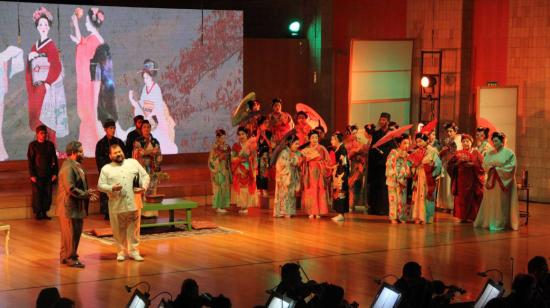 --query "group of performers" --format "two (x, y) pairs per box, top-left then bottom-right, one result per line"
(211, 102), (520, 230)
